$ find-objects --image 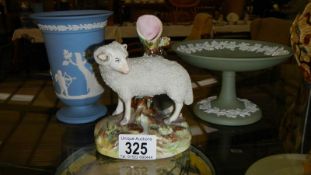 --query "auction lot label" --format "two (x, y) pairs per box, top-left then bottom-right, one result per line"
(119, 134), (157, 160)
